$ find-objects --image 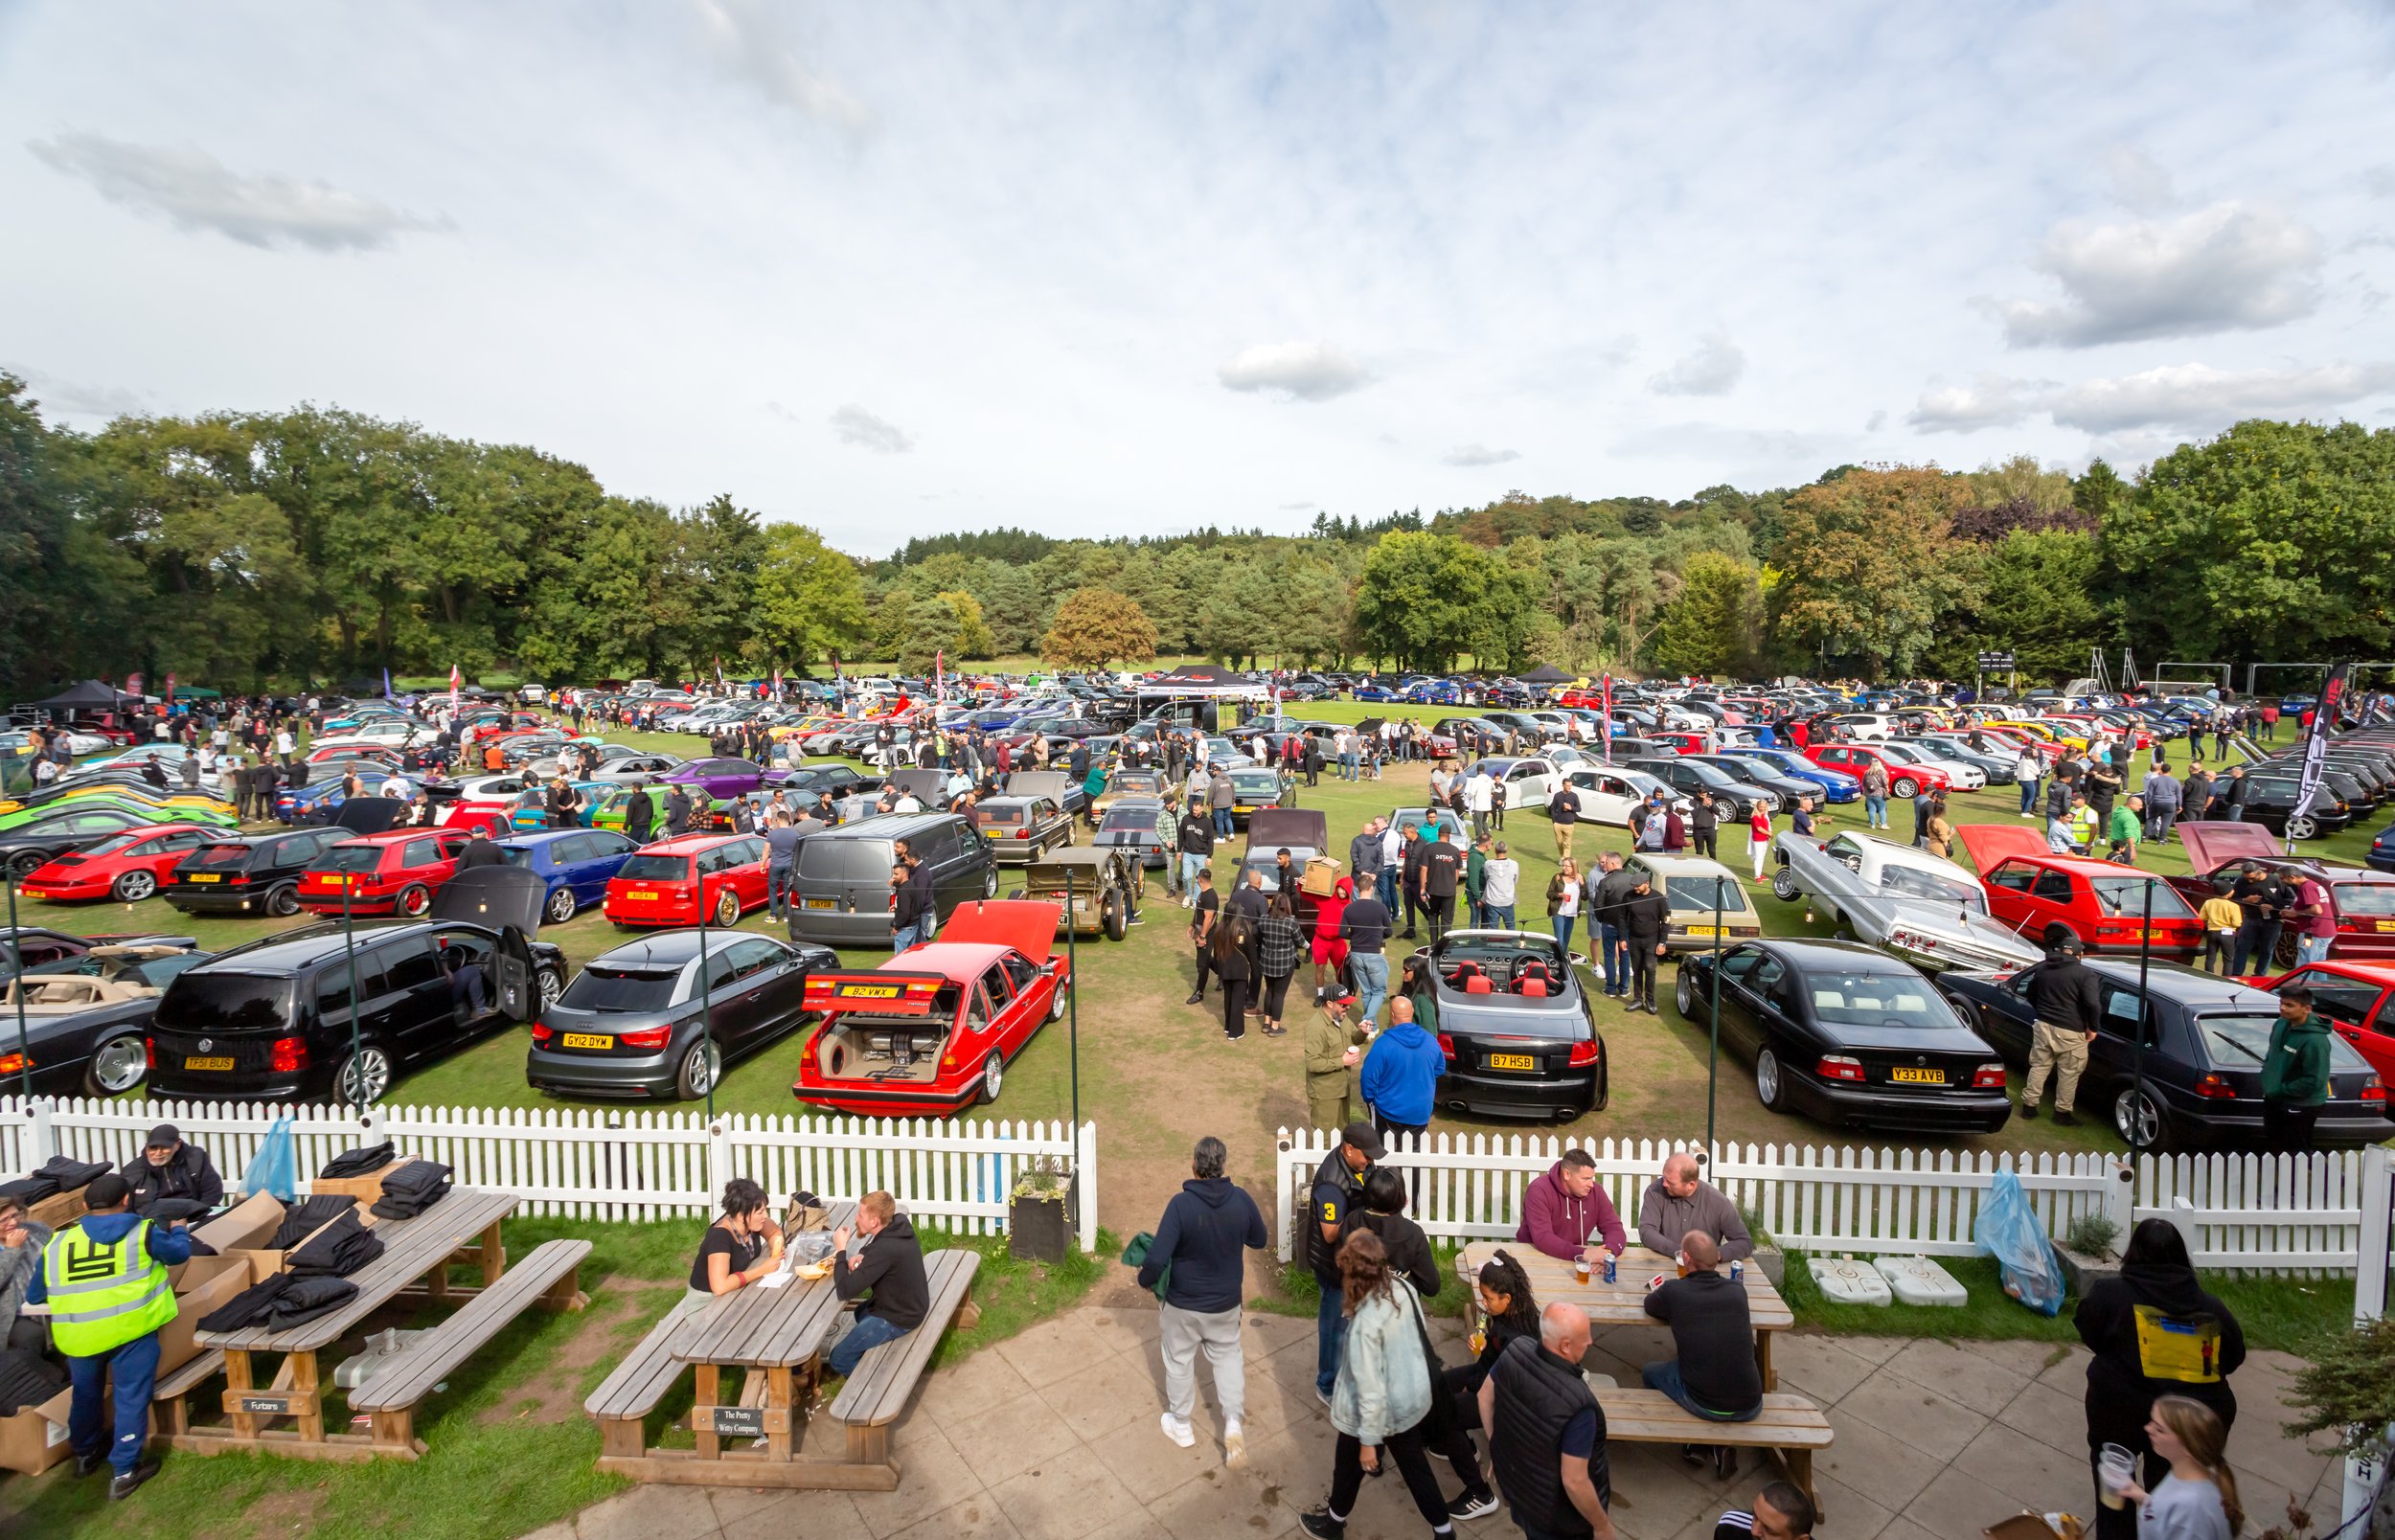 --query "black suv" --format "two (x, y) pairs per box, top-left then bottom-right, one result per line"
(147, 872), (565, 1104)
(162, 828), (352, 918)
